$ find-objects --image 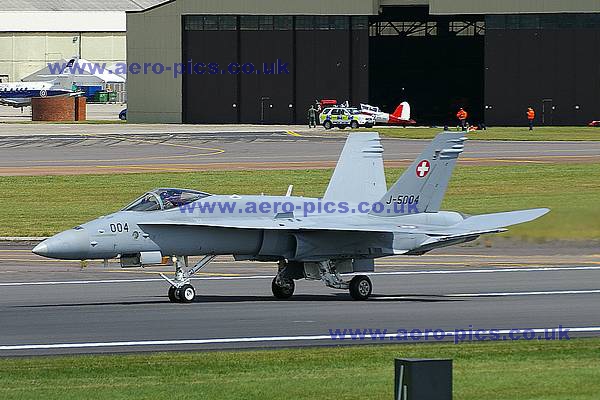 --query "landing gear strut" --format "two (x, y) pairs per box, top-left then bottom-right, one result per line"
(160, 255), (216, 303)
(317, 260), (373, 300)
